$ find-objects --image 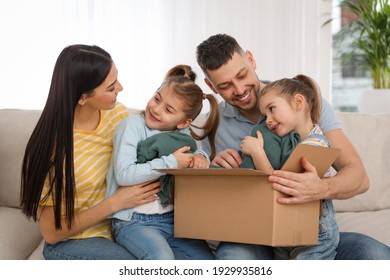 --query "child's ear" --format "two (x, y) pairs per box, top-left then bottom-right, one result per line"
(177, 119), (192, 129)
(294, 93), (305, 111)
